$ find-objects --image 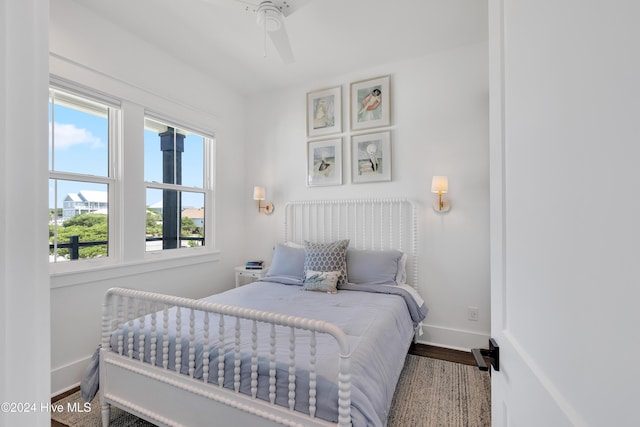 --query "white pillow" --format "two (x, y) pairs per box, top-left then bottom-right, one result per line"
(302, 270), (340, 294)
(396, 252), (408, 284)
(283, 241), (304, 249)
